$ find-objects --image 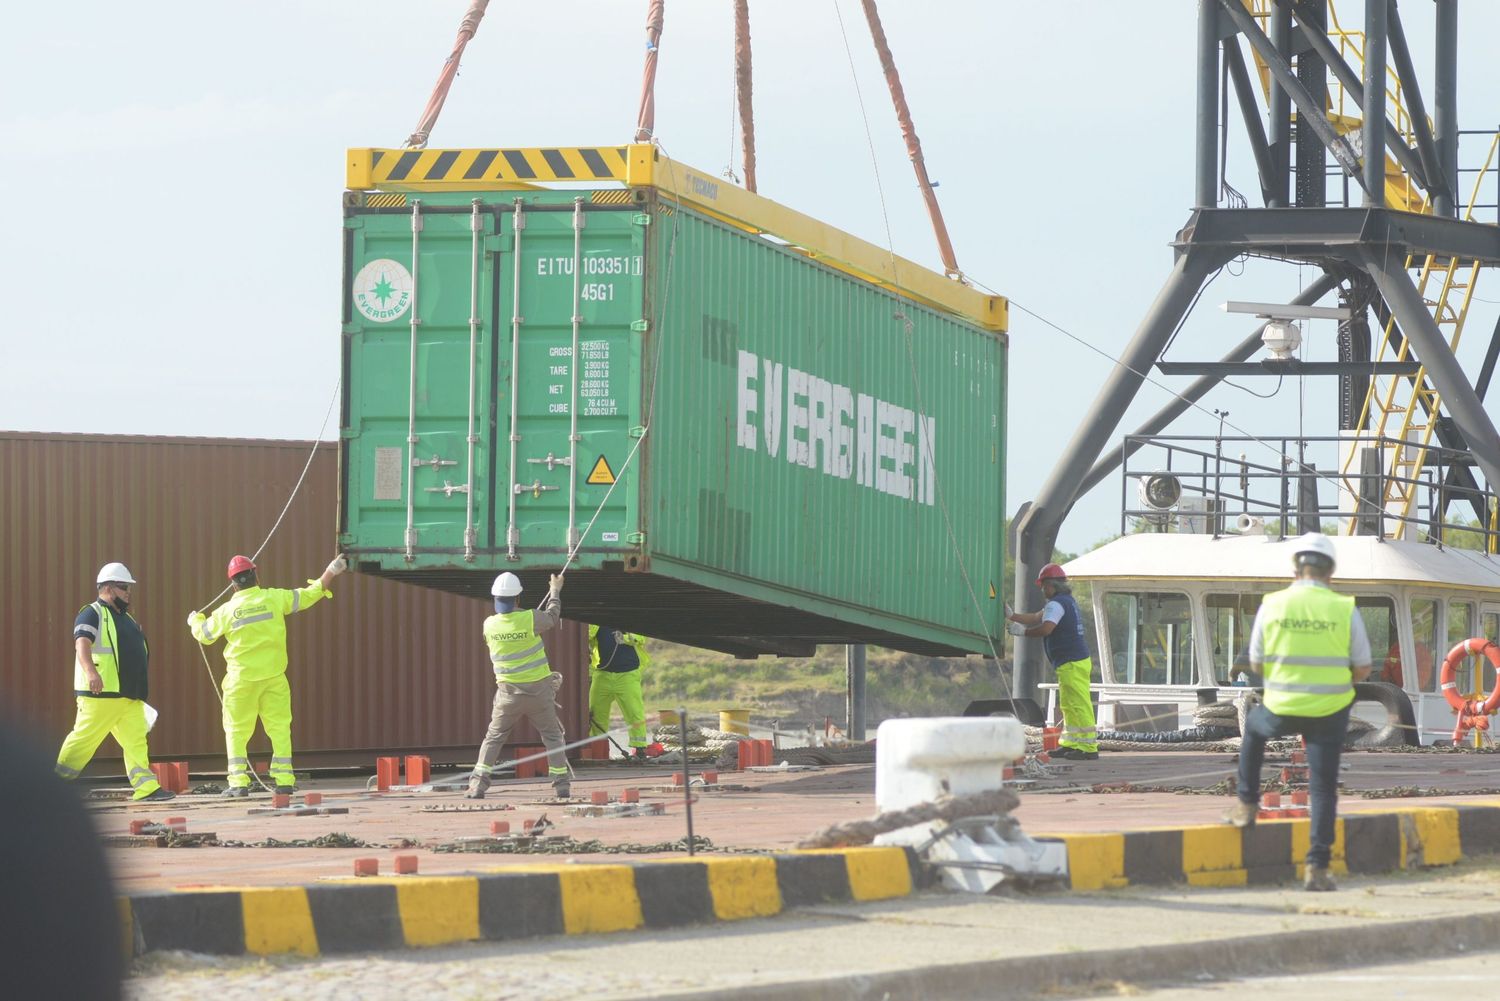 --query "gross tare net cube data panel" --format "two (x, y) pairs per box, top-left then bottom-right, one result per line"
(339, 145), (1008, 657)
